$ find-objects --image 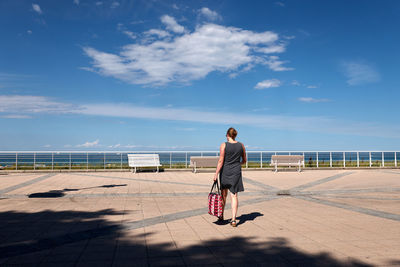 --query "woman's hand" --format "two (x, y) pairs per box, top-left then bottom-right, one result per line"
(213, 173), (218, 181)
